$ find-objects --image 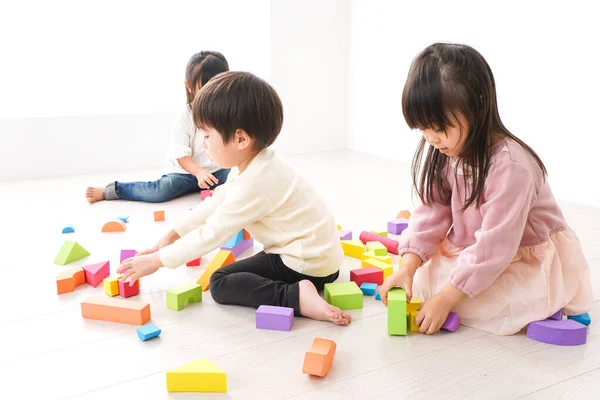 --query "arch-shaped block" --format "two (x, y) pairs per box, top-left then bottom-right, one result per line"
(102, 220), (126, 232)
(302, 337), (336, 377)
(526, 319), (587, 346)
(56, 265), (86, 294)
